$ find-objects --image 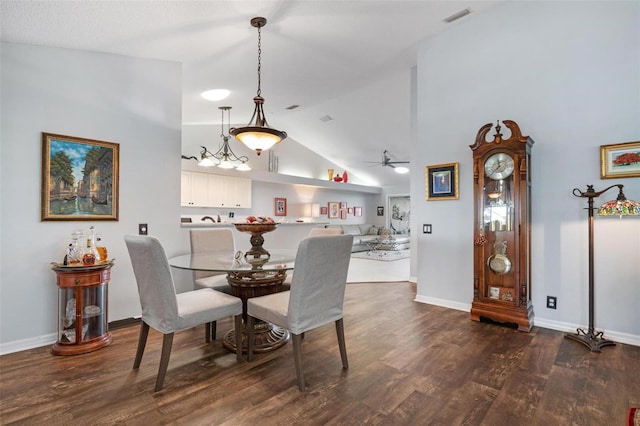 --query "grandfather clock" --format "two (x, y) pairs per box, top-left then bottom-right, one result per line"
(470, 120), (534, 332)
